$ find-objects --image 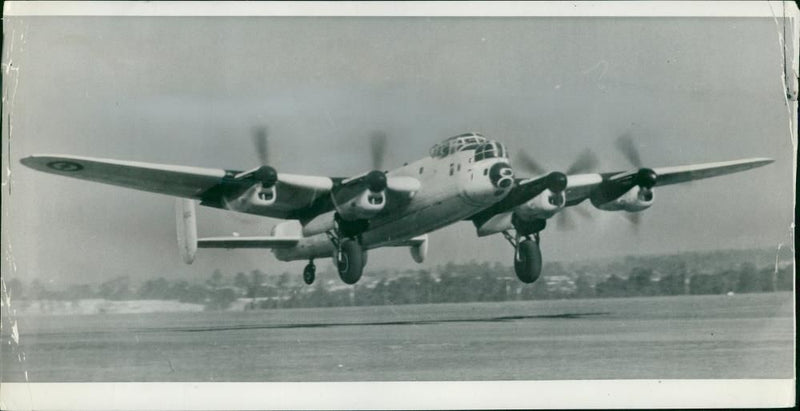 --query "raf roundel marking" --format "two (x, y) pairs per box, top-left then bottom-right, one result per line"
(46, 161), (84, 172)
